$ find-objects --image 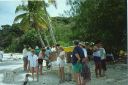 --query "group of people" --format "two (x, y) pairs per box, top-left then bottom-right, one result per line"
(22, 44), (66, 82)
(22, 40), (107, 84)
(22, 45), (52, 81)
(71, 40), (106, 85)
